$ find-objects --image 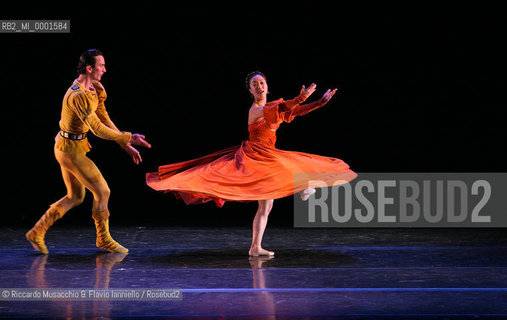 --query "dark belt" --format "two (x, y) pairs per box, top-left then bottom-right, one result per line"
(60, 130), (87, 140)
